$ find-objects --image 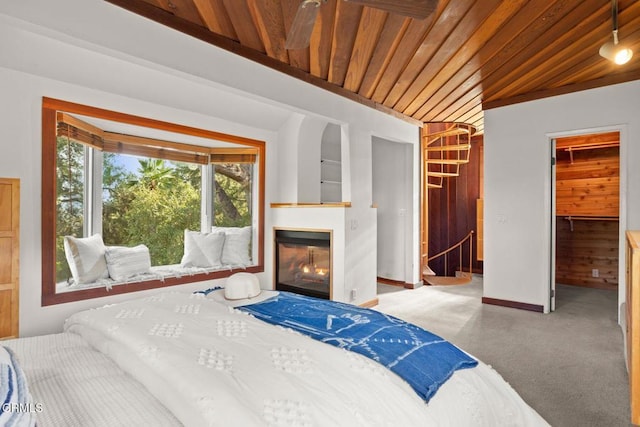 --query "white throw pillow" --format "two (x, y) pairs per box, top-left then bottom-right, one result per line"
(212, 226), (252, 266)
(105, 245), (152, 281)
(63, 234), (109, 284)
(181, 230), (226, 268)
